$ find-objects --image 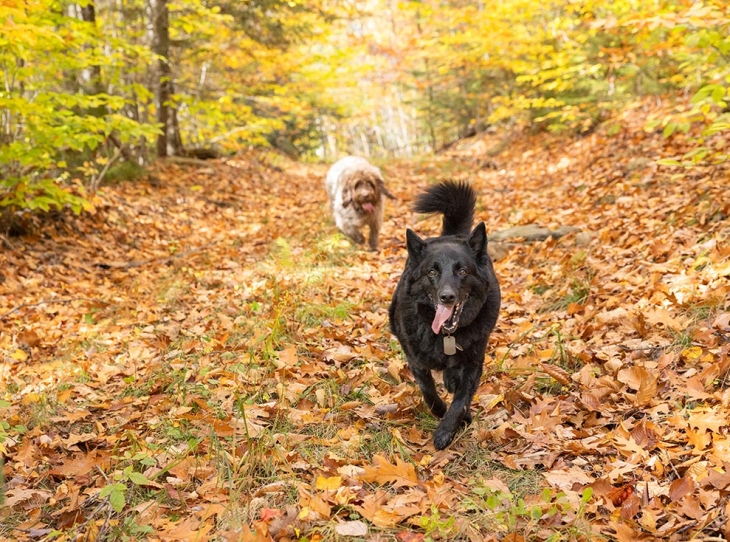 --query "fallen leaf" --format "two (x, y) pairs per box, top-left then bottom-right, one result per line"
(361, 454), (420, 488)
(334, 520), (368, 536)
(315, 475), (342, 490)
(540, 362), (572, 386)
(669, 476), (695, 502)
